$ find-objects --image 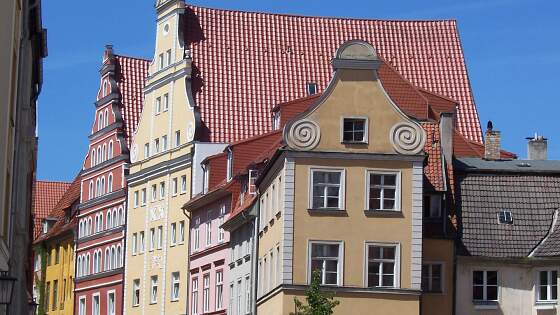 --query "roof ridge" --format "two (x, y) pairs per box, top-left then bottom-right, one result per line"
(36, 180), (72, 184)
(418, 87), (459, 104)
(115, 54), (151, 62)
(187, 4), (458, 23)
(228, 129), (282, 147)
